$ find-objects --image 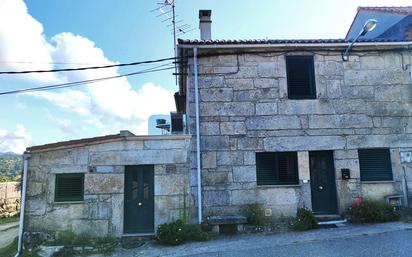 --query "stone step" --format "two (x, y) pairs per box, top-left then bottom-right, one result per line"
(120, 234), (154, 249)
(315, 214), (347, 228)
